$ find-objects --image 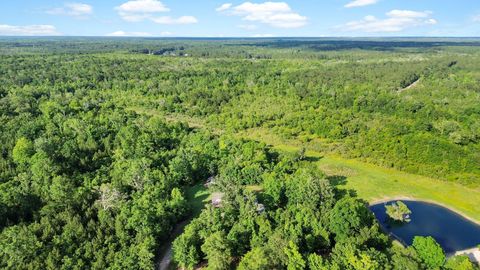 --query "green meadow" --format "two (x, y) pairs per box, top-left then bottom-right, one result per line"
(239, 128), (480, 222)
